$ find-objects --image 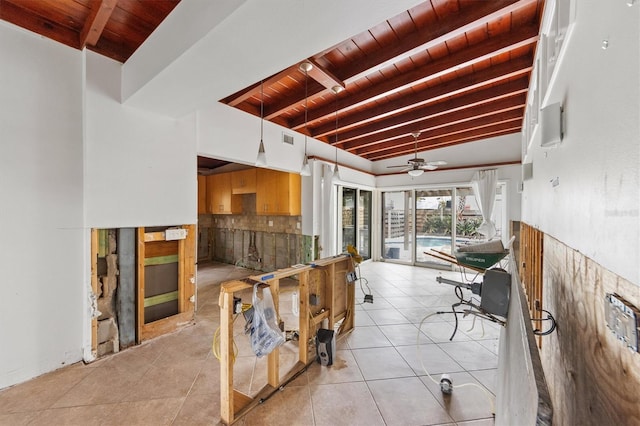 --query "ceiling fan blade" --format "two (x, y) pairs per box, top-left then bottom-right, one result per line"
(387, 165), (410, 169)
(421, 164), (438, 170)
(427, 160), (447, 166)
